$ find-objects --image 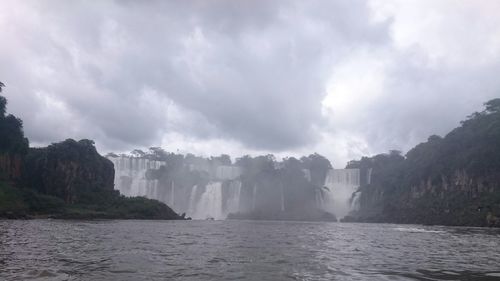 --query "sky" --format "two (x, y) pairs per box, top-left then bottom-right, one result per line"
(1, 0), (500, 167)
